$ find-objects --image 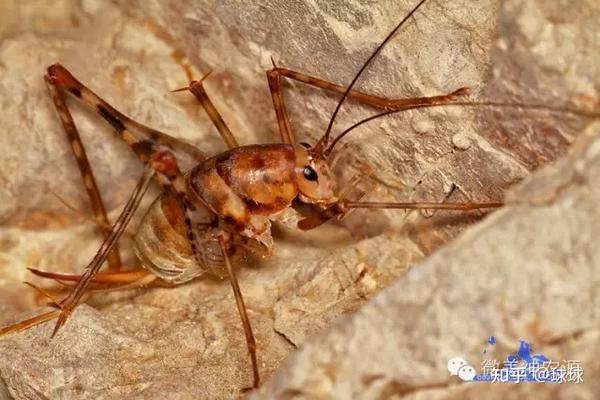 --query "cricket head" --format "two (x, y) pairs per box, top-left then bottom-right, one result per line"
(292, 143), (338, 205)
(290, 0), (432, 208)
